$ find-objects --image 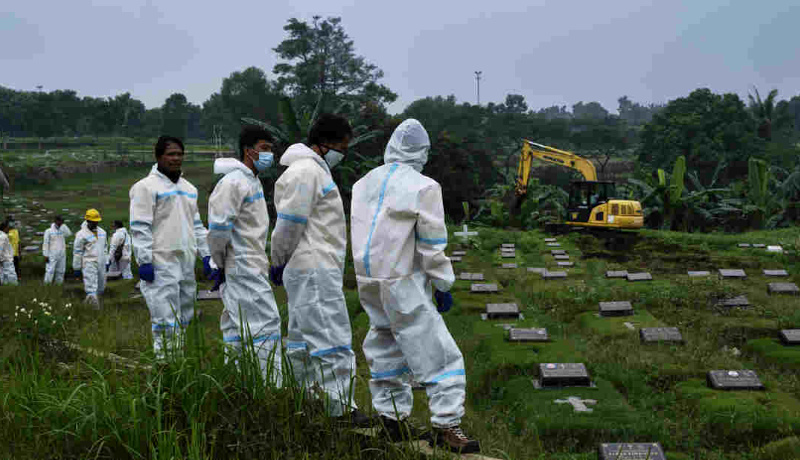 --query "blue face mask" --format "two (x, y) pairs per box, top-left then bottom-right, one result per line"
(253, 151), (274, 172)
